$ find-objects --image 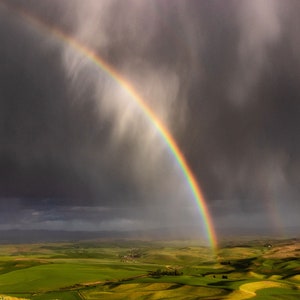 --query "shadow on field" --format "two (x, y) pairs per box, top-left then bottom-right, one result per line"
(229, 257), (256, 271)
(166, 283), (183, 290)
